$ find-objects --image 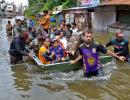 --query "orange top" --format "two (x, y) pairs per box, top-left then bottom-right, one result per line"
(38, 46), (50, 64)
(38, 15), (50, 29)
